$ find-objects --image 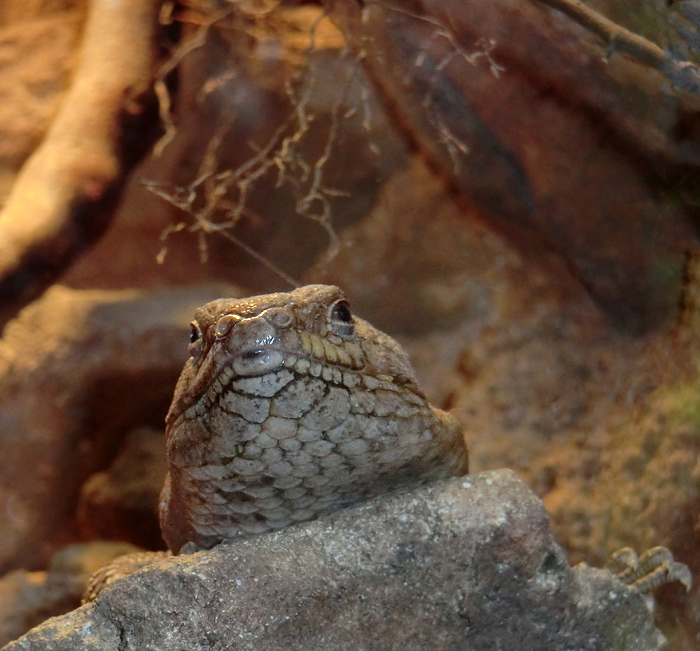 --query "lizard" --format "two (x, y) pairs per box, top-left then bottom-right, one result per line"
(160, 283), (469, 553)
(85, 284), (691, 600)
(84, 284), (469, 599)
